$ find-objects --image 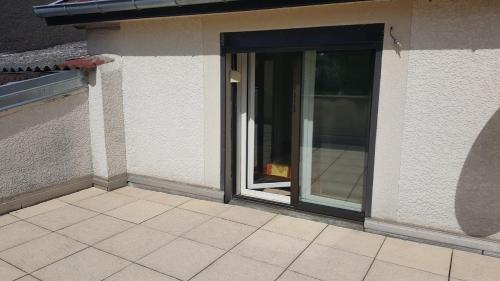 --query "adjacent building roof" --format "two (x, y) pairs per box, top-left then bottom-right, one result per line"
(0, 39), (110, 91)
(0, 41), (87, 72)
(34, 0), (367, 25)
